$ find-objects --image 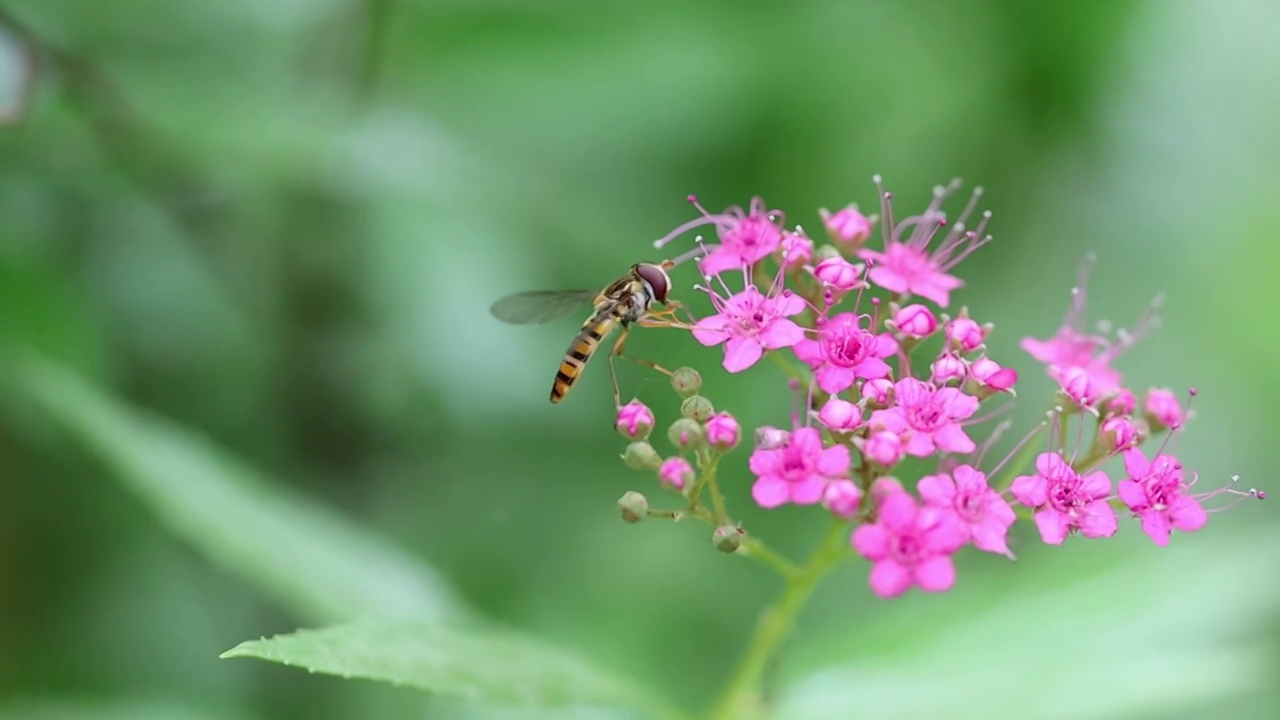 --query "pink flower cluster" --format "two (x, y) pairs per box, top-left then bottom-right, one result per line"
(620, 177), (1264, 600)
